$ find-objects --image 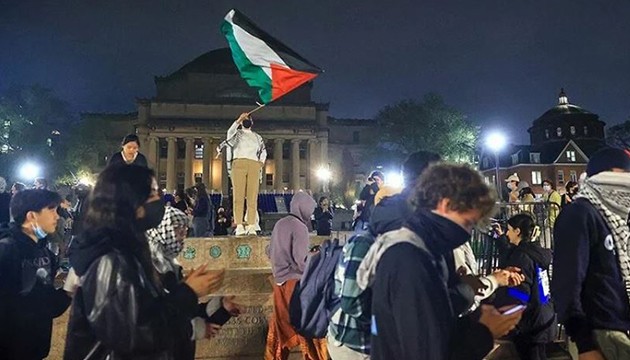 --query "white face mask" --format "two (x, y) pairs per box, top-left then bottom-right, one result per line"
(507, 183), (513, 190)
(543, 185), (552, 192)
